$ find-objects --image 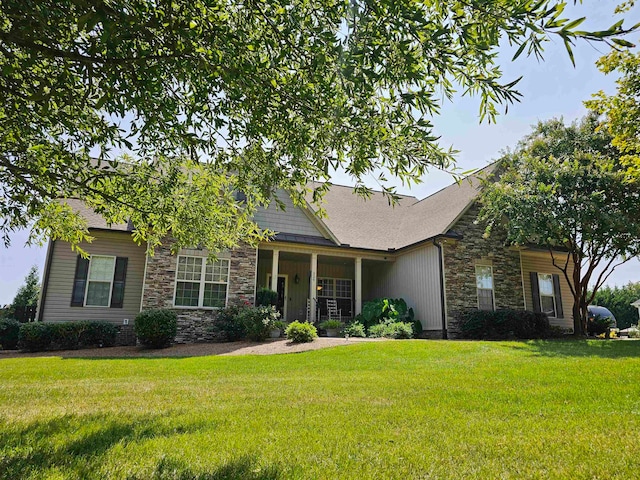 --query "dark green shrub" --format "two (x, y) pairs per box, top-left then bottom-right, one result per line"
(135, 309), (178, 348)
(237, 305), (280, 341)
(588, 314), (614, 336)
(459, 309), (552, 340)
(0, 319), (21, 350)
(19, 323), (53, 352)
(343, 321), (366, 338)
(83, 321), (118, 347)
(50, 322), (86, 350)
(285, 321), (317, 343)
(210, 305), (247, 341)
(256, 288), (278, 307)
